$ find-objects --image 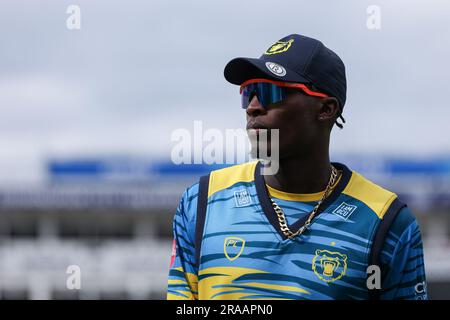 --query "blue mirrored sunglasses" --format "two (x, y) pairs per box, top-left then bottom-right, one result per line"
(240, 79), (329, 109)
